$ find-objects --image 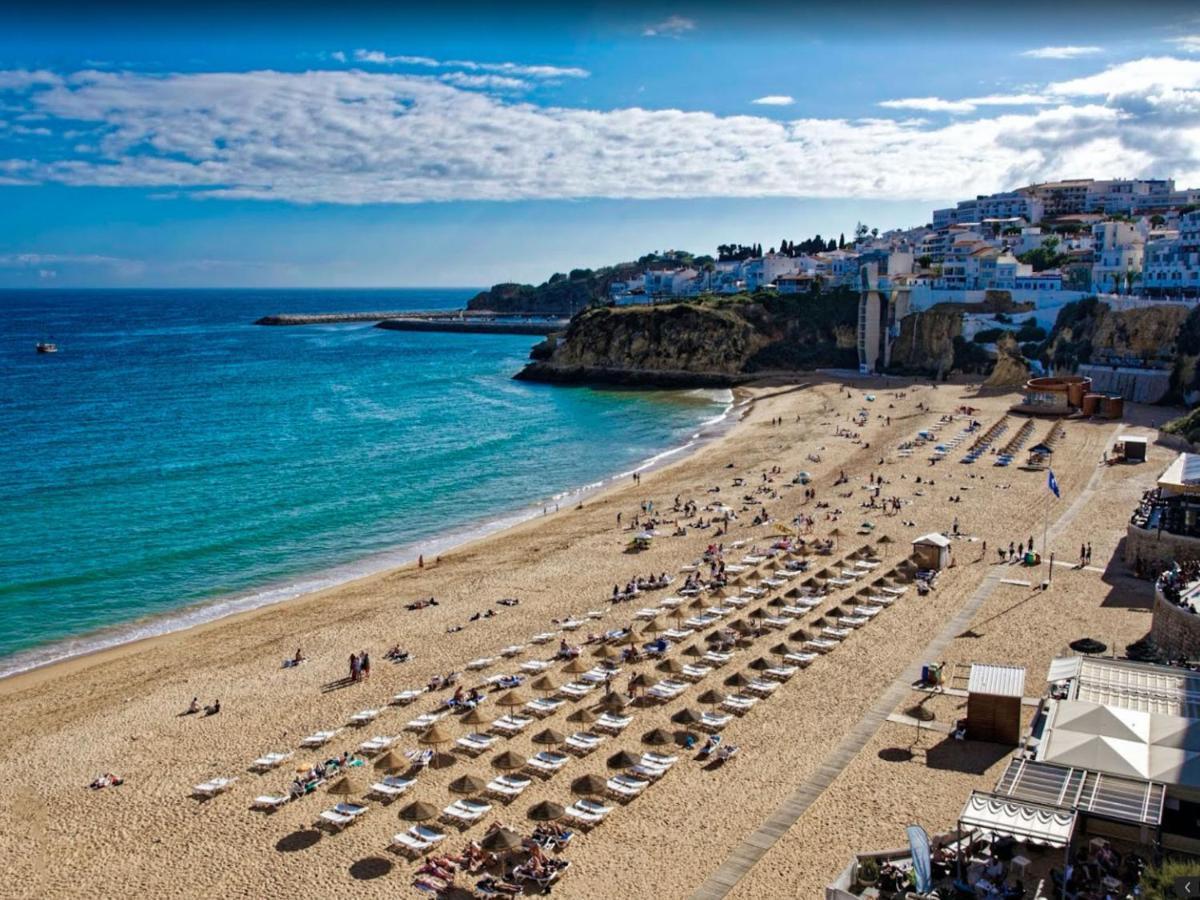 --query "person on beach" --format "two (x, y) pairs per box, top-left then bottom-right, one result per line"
(418, 554), (424, 568)
(349, 653), (359, 682)
(186, 697), (199, 715)
(360, 650), (370, 680)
